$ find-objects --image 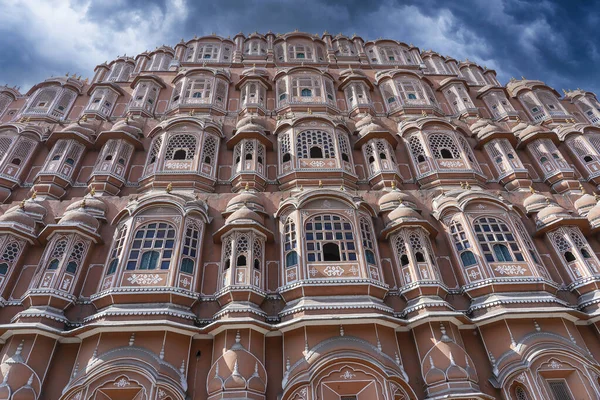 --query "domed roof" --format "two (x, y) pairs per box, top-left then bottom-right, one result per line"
(65, 195), (107, 219)
(235, 116), (266, 135)
(523, 188), (549, 213)
(388, 203), (421, 222)
(378, 189), (415, 211)
(588, 202), (600, 226)
(225, 191), (265, 215)
(536, 202), (570, 225)
(225, 205), (264, 226)
(58, 204), (100, 232)
(574, 192), (597, 216)
(0, 206), (36, 232)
